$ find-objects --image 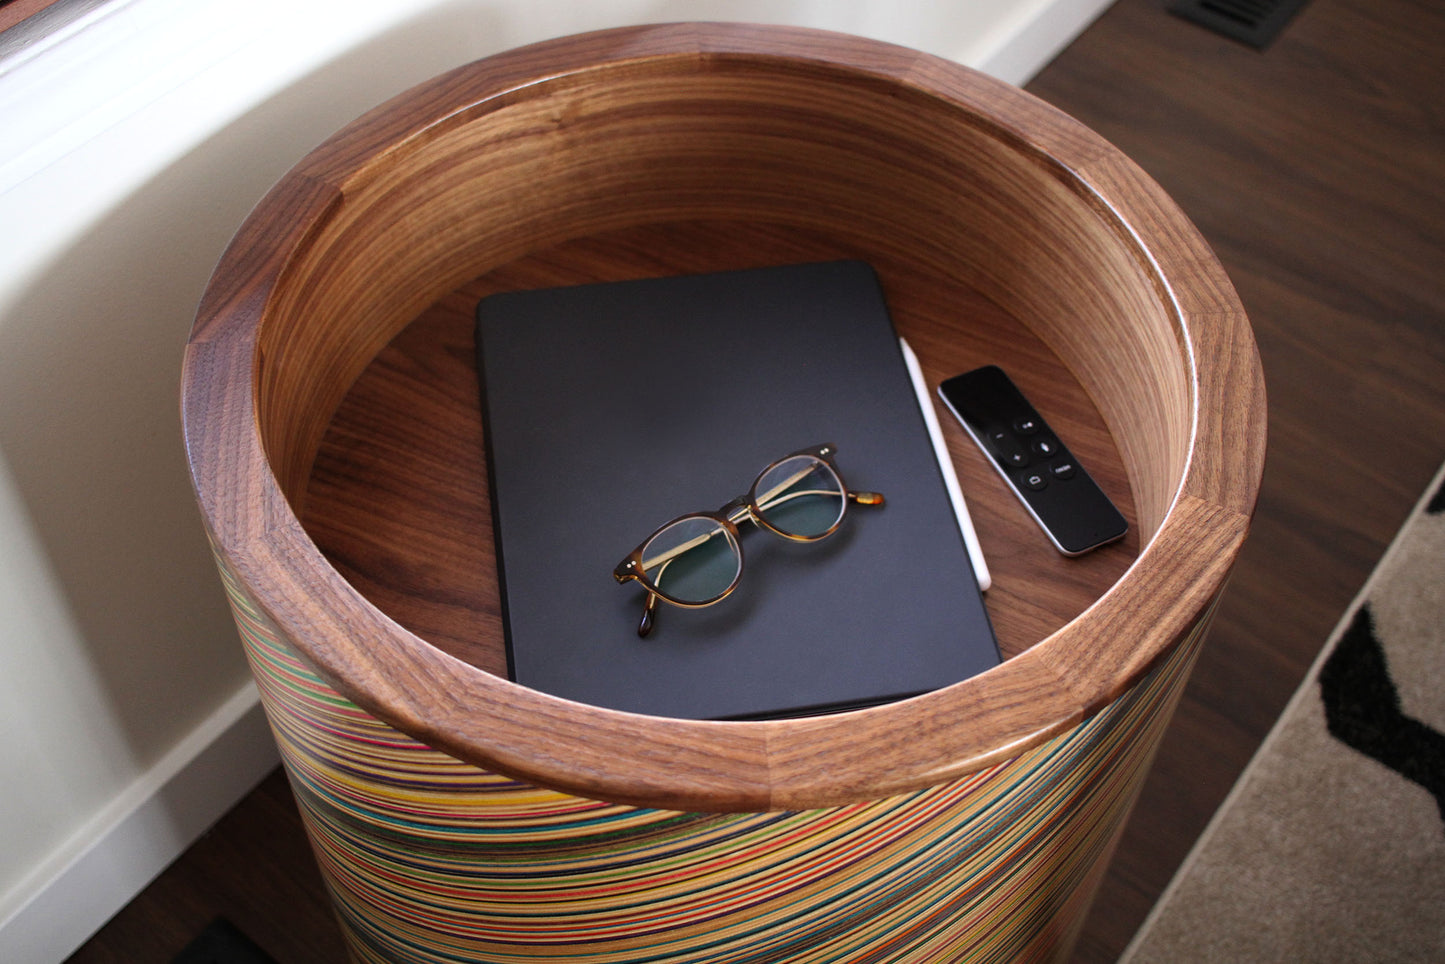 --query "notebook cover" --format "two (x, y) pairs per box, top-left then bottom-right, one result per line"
(475, 261), (998, 720)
